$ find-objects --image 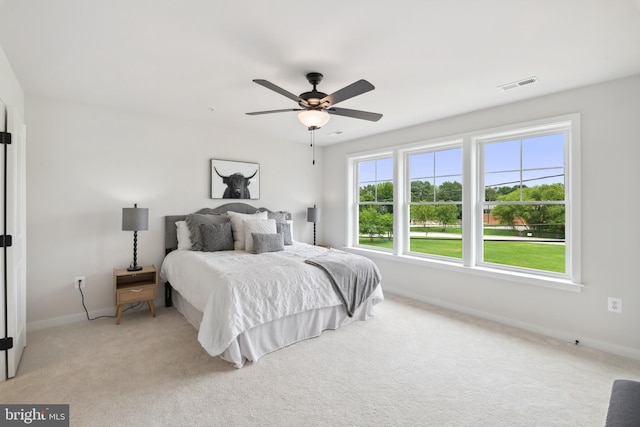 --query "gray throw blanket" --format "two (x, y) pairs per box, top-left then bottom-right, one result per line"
(305, 249), (381, 317)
